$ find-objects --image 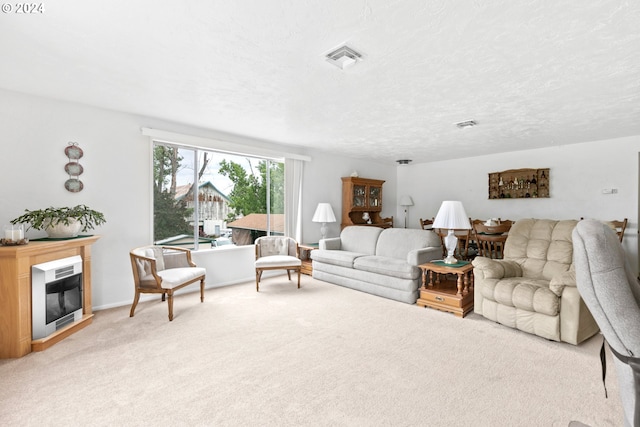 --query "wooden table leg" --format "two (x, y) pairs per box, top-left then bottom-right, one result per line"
(456, 273), (463, 296)
(463, 272), (469, 294)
